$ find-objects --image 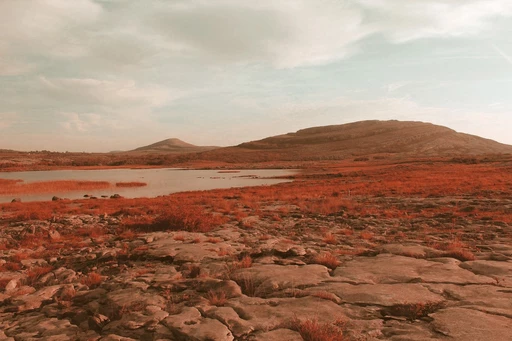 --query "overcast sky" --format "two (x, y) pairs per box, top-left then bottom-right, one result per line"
(1, 0), (512, 152)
